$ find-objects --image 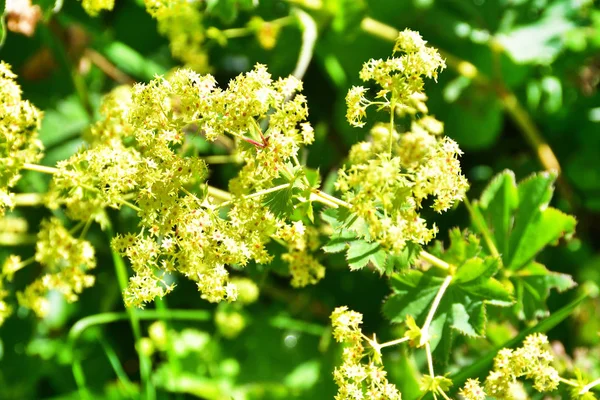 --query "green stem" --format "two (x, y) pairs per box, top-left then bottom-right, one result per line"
(11, 193), (46, 207)
(389, 100), (396, 154)
(580, 377), (600, 395)
(206, 185), (232, 203)
(558, 377), (579, 388)
(419, 251), (451, 271)
(72, 357), (91, 400)
(96, 334), (137, 397)
(425, 342), (435, 377)
(105, 222), (154, 400)
(216, 183), (291, 209)
(291, 8), (318, 80)
(202, 154), (242, 164)
(420, 275), (453, 347)
(311, 190), (351, 209)
(22, 163), (59, 175)
(69, 309), (212, 343)
(21, 163), (141, 213)
(0, 233), (37, 246)
(155, 298), (183, 375)
(378, 336), (410, 349)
